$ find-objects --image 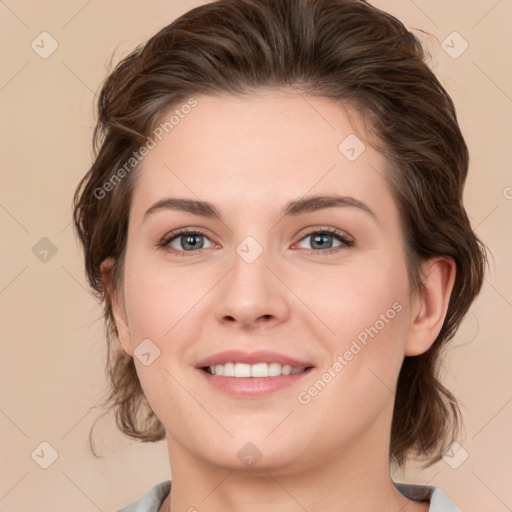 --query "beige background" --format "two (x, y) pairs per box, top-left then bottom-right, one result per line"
(0, 0), (511, 510)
